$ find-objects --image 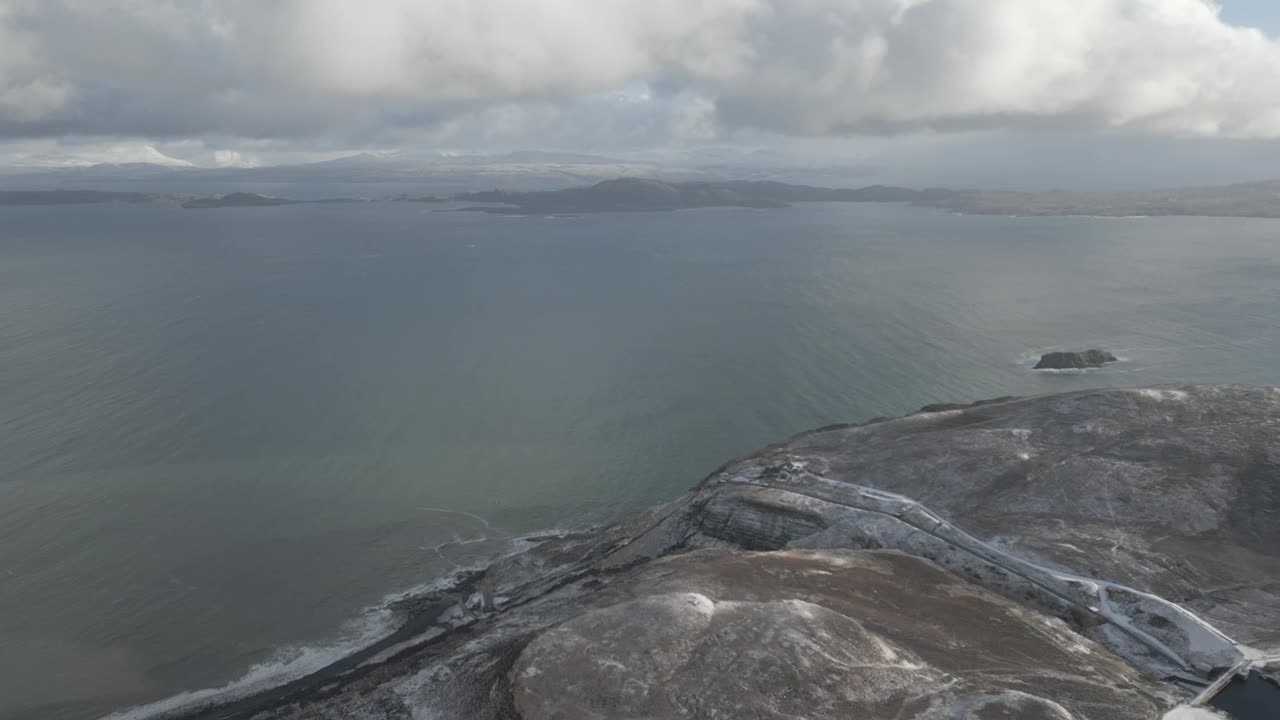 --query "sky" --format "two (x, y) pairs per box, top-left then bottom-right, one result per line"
(1221, 0), (1280, 34)
(3, 0), (1280, 186)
